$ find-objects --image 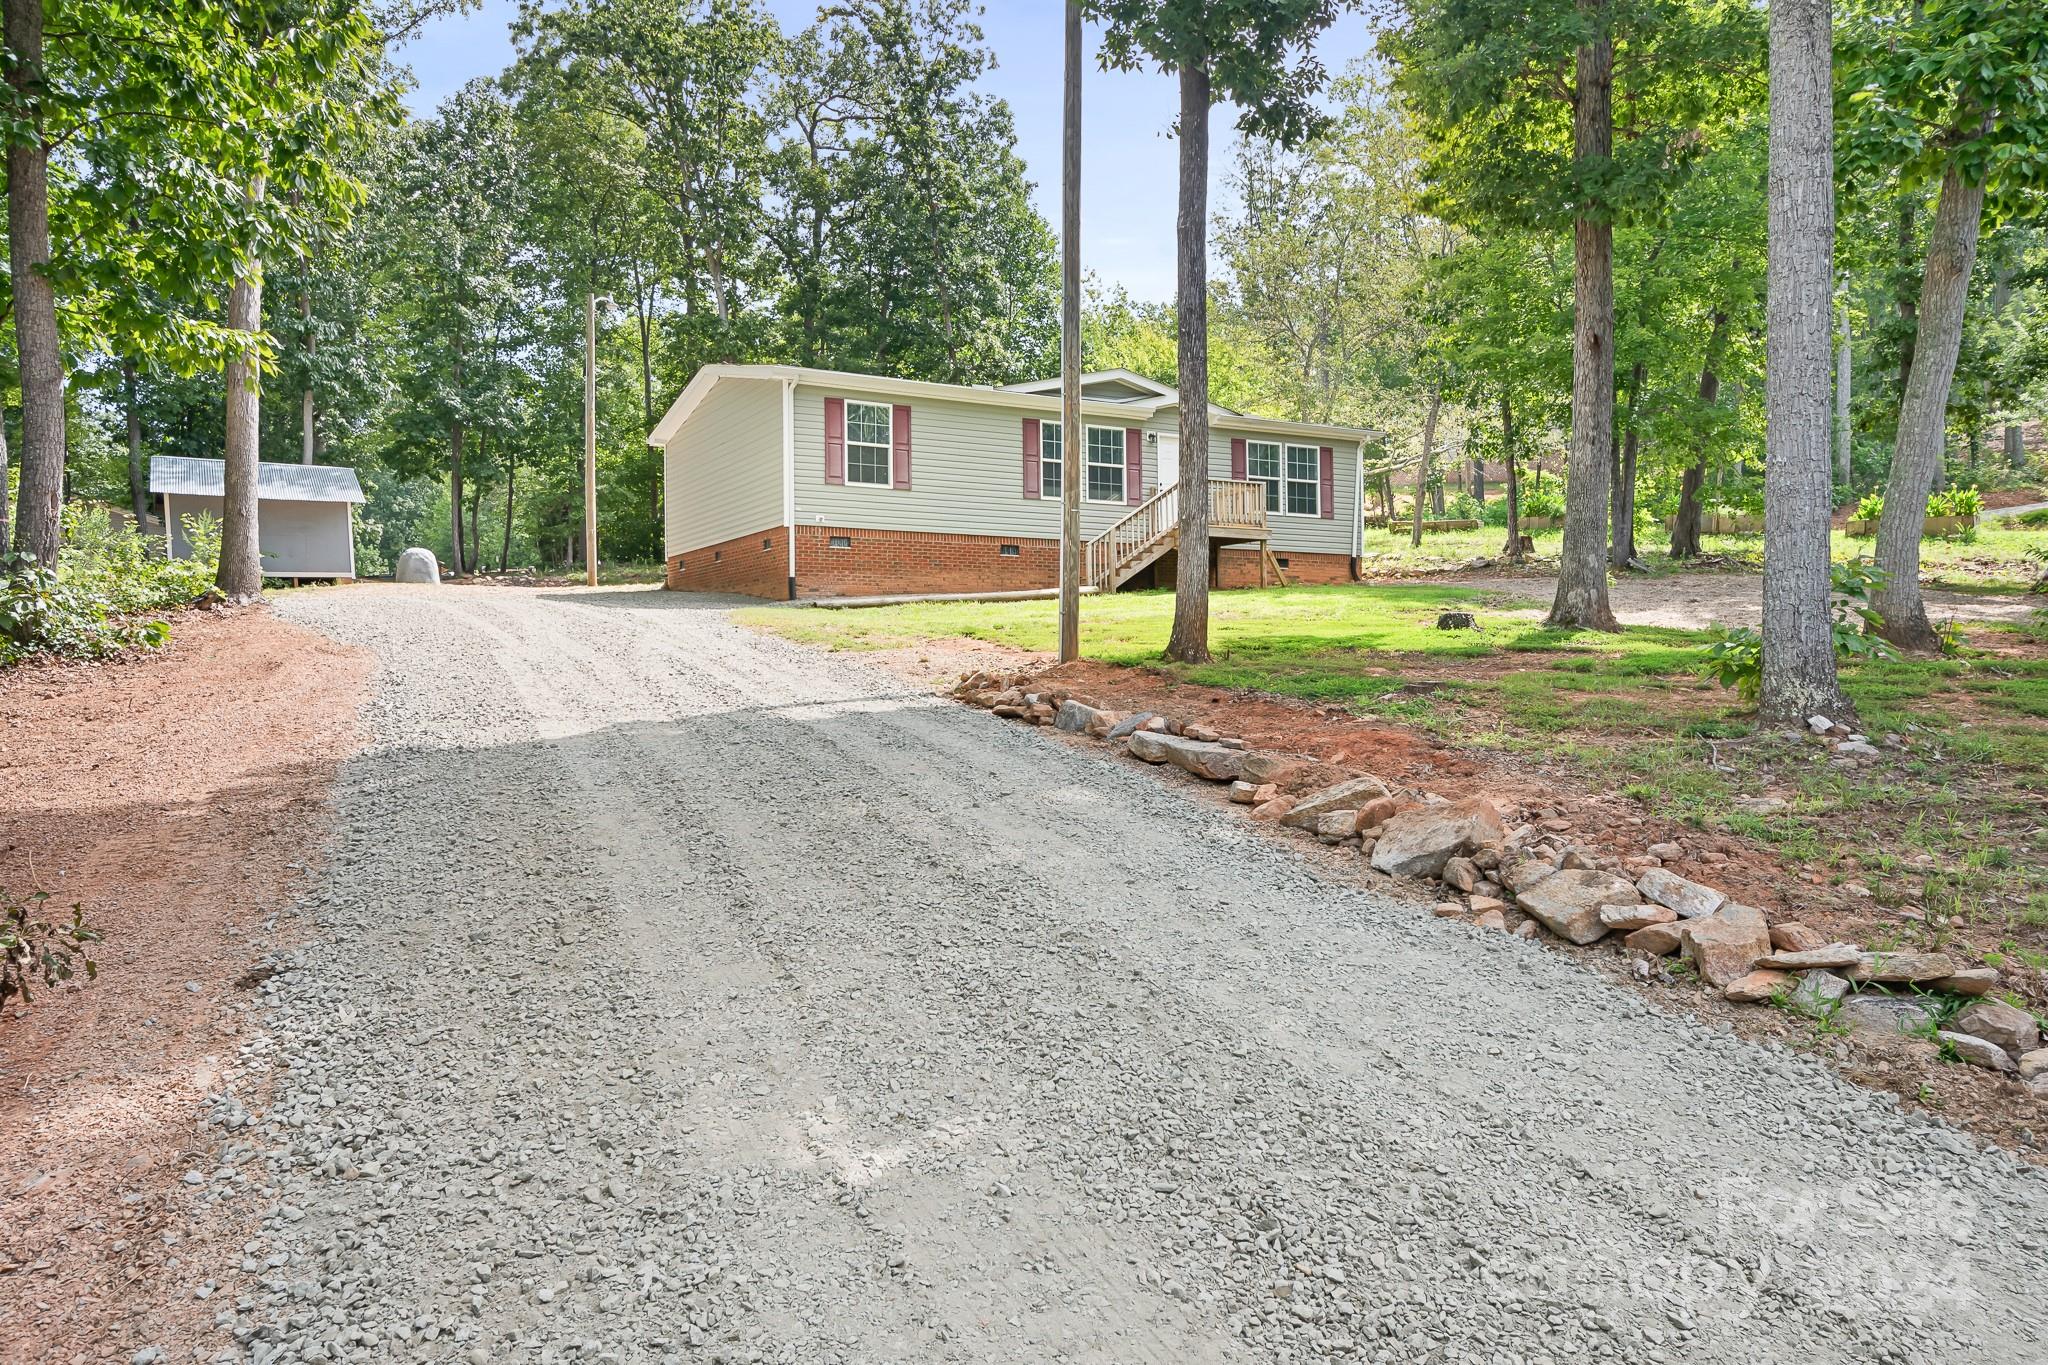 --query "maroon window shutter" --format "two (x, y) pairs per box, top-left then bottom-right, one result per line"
(1022, 418), (1041, 498)
(1230, 437), (1247, 481)
(1125, 427), (1142, 504)
(892, 404), (912, 489)
(1320, 446), (1335, 519)
(824, 397), (845, 485)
